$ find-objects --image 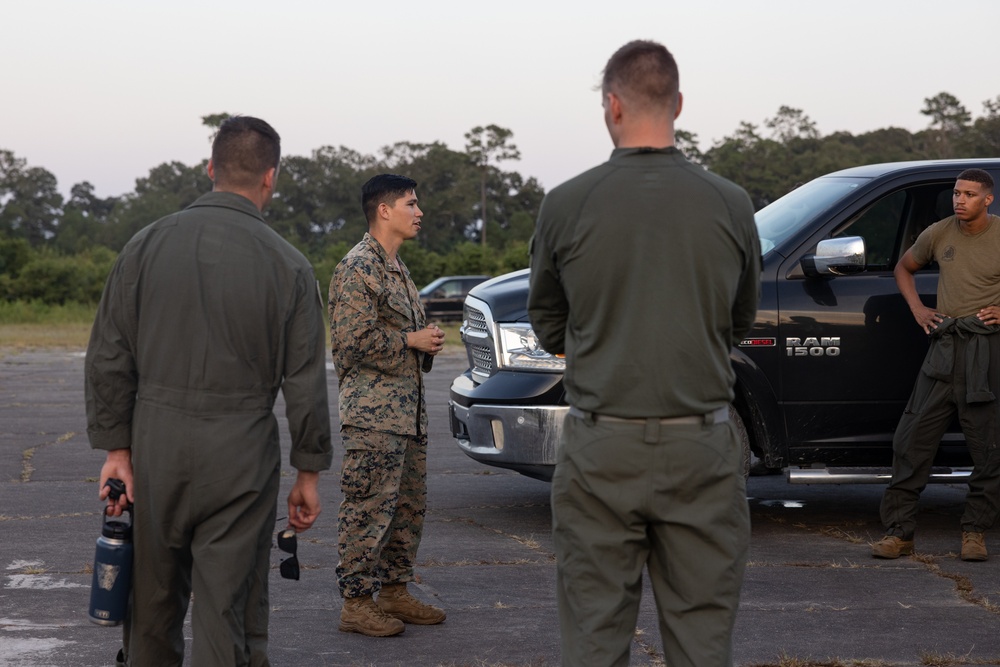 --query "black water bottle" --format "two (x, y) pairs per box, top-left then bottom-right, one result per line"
(88, 479), (133, 626)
